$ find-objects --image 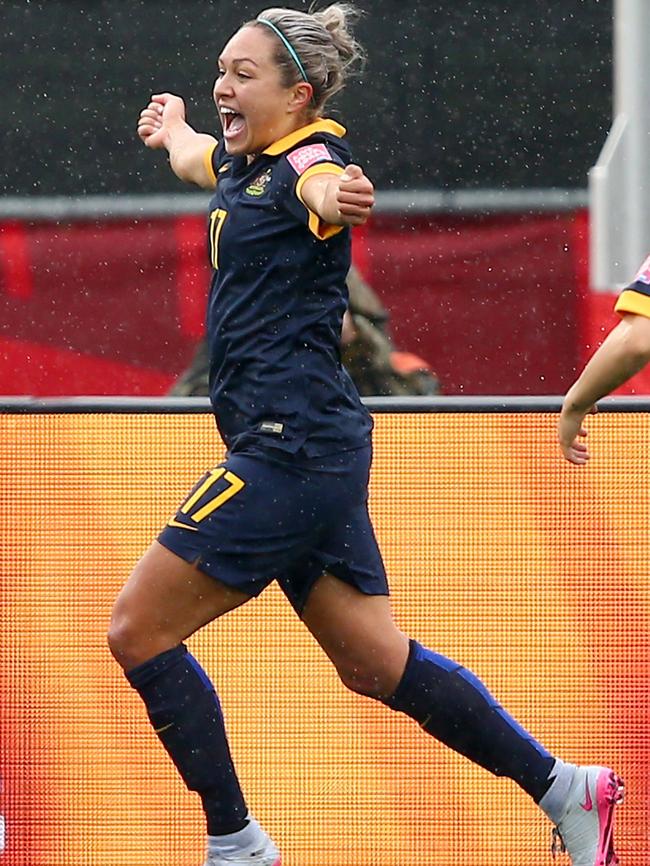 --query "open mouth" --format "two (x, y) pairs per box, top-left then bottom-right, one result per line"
(220, 107), (246, 140)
